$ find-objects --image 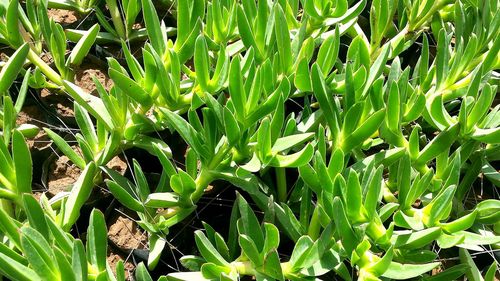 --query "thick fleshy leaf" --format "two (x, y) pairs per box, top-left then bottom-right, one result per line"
(382, 262), (440, 279)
